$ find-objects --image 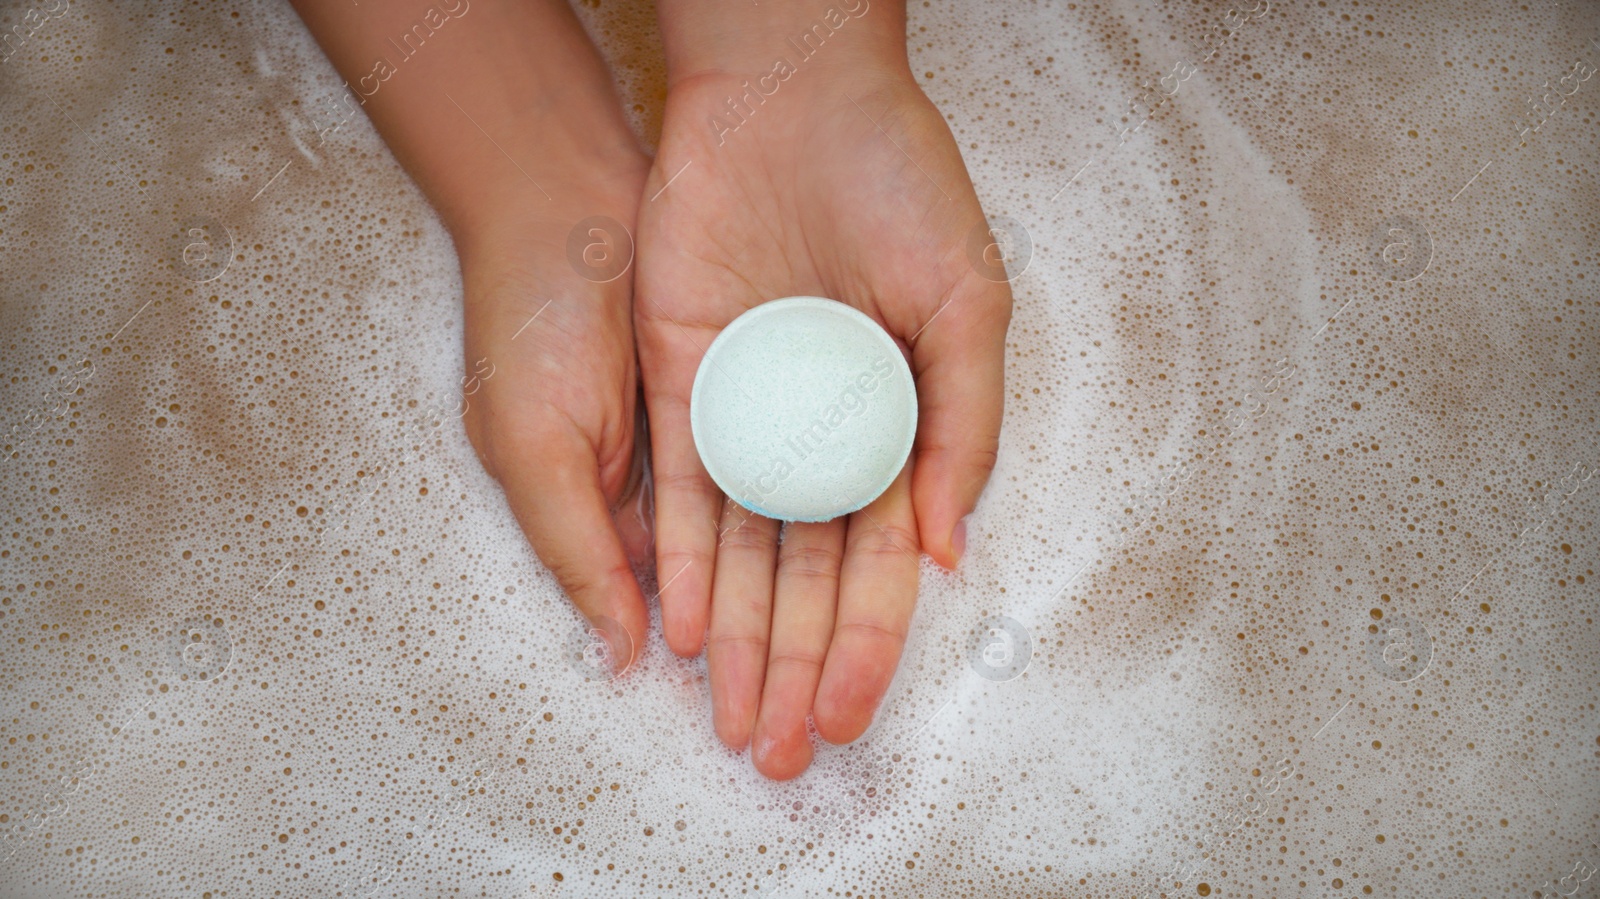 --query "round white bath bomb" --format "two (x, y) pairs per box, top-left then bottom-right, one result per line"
(690, 297), (917, 523)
